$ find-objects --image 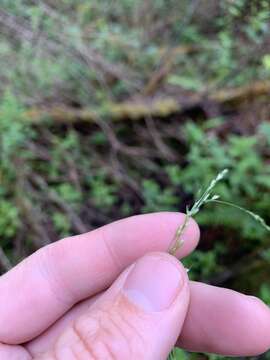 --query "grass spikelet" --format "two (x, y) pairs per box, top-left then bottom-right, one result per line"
(169, 168), (270, 255)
